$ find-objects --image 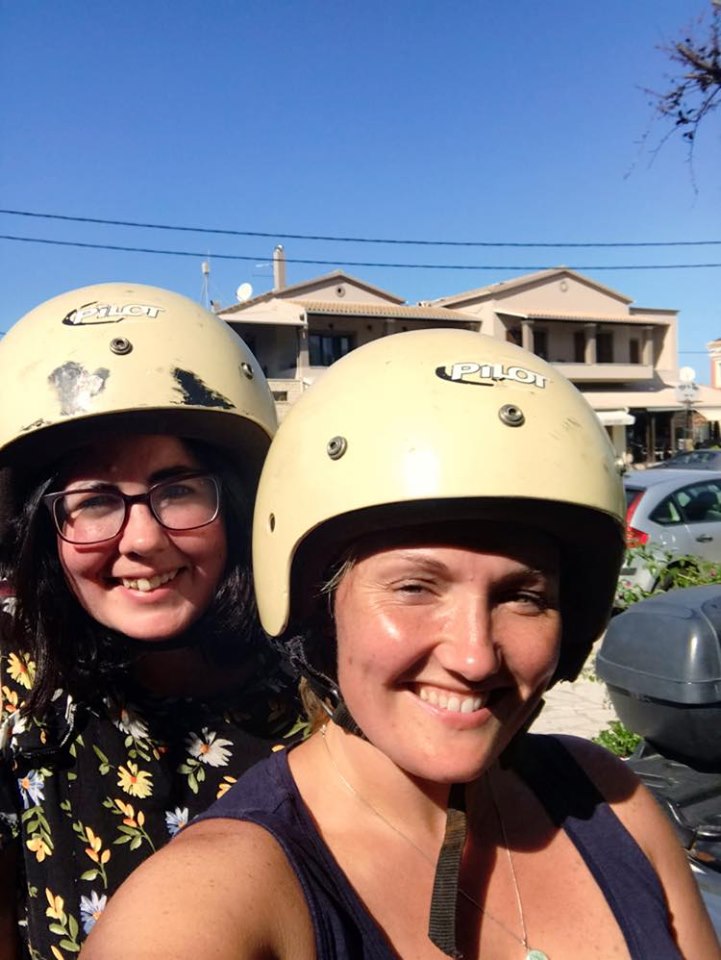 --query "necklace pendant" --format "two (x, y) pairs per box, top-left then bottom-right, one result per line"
(526, 950), (550, 960)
